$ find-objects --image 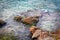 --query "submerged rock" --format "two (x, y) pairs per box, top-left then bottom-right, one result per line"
(0, 34), (18, 40)
(0, 20), (6, 28)
(50, 29), (60, 40)
(30, 27), (56, 40)
(56, 30), (60, 38)
(38, 37), (55, 40)
(32, 29), (49, 40)
(30, 26), (39, 34)
(32, 30), (42, 38)
(22, 16), (39, 26)
(14, 16), (22, 22)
